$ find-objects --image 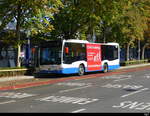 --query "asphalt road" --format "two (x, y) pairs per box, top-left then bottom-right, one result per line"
(0, 66), (150, 113)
